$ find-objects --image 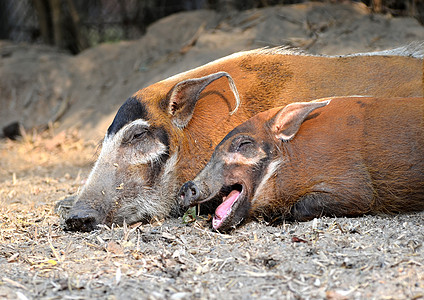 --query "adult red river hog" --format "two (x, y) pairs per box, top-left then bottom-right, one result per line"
(179, 97), (424, 231)
(65, 43), (424, 231)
